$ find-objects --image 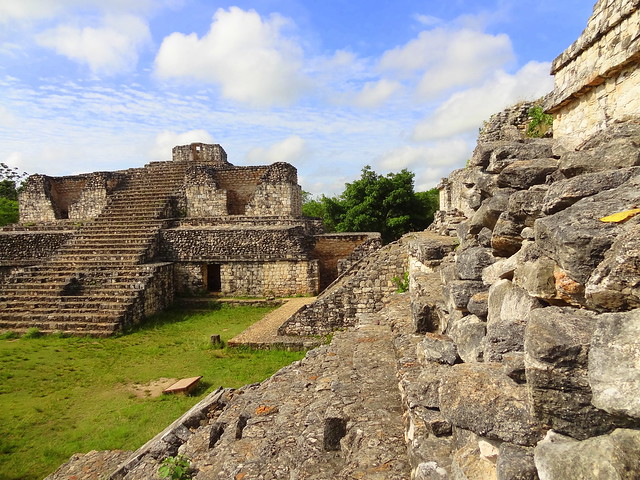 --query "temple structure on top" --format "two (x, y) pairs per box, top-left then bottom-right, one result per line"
(0, 143), (379, 336)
